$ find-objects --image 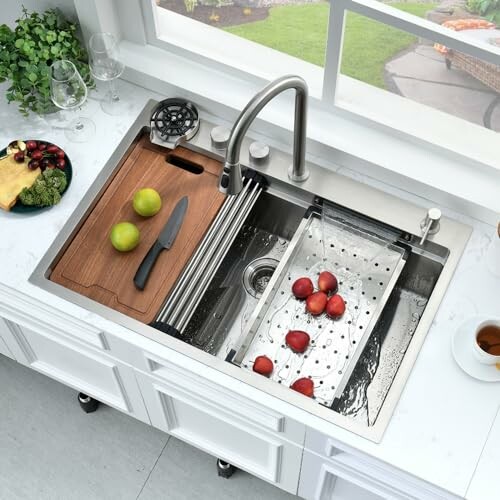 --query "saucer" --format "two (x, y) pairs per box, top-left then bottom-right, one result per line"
(452, 317), (500, 382)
